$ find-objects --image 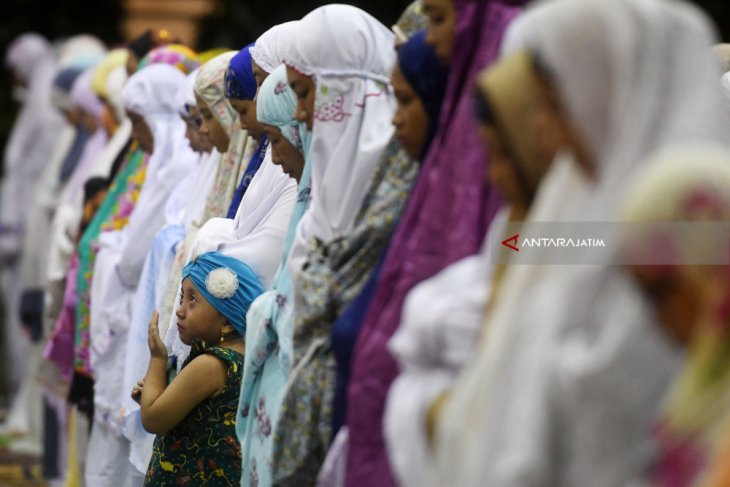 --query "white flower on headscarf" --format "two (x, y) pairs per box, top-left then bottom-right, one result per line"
(205, 267), (239, 299)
